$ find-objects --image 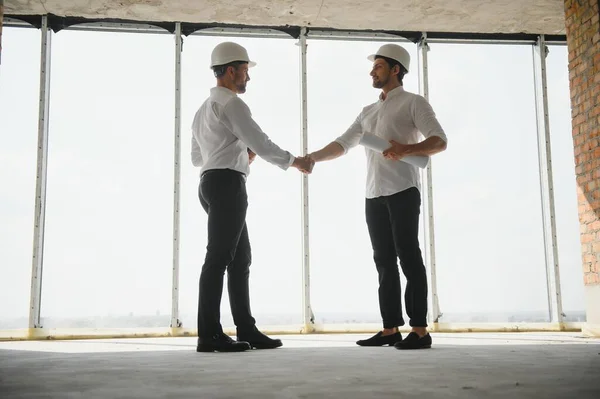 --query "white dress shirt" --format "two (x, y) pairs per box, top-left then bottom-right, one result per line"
(191, 86), (295, 177)
(335, 86), (448, 199)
